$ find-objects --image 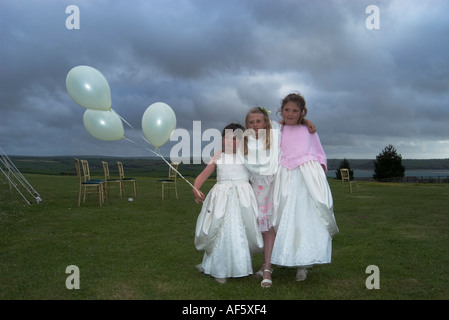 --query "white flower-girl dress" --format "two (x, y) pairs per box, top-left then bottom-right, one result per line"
(195, 152), (263, 279)
(272, 125), (339, 267)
